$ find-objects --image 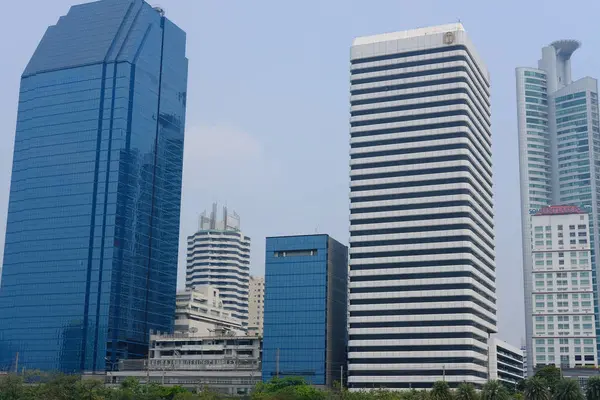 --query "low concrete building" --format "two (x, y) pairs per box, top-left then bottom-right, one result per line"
(108, 331), (261, 395)
(488, 338), (525, 389)
(174, 286), (245, 336)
